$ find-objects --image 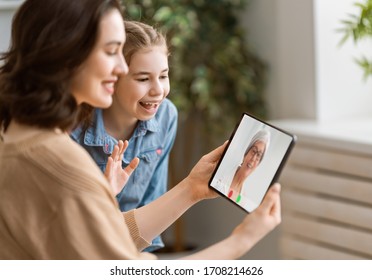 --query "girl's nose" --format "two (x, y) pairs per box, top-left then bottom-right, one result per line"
(150, 80), (163, 96)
